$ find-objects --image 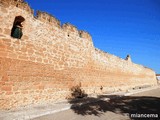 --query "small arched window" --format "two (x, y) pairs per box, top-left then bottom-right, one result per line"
(11, 16), (25, 39)
(79, 33), (82, 38)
